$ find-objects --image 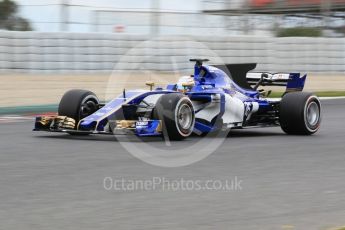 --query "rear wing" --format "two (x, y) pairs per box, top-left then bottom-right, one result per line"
(246, 72), (307, 92)
(212, 64), (307, 93)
